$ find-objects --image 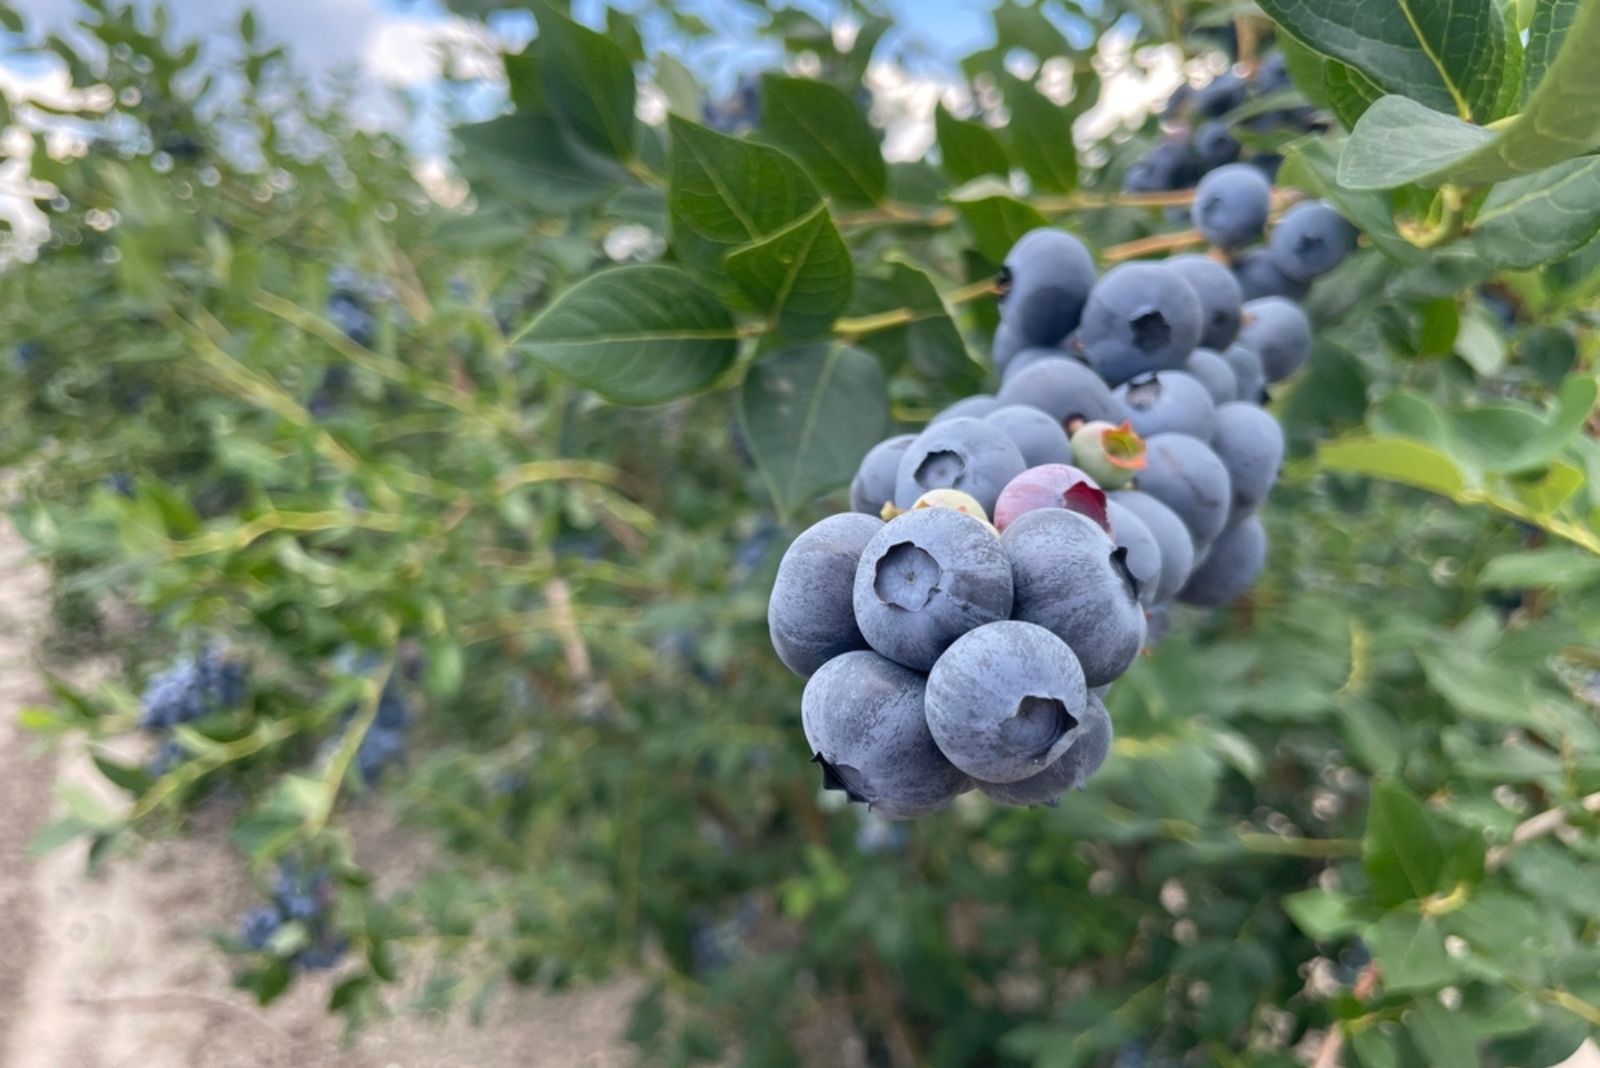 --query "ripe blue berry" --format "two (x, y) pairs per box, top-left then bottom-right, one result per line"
(1105, 499), (1163, 607)
(851, 435), (914, 515)
(976, 692), (1113, 807)
(1109, 490), (1195, 604)
(1135, 432), (1233, 552)
(1122, 141), (1201, 192)
(1231, 249), (1310, 302)
(1002, 508), (1146, 686)
(1179, 515), (1267, 606)
(769, 513), (882, 677)
(1166, 253), (1243, 350)
(1221, 343), (1267, 403)
(1268, 200), (1357, 281)
(894, 417), (1028, 516)
(1193, 164), (1271, 249)
(853, 508), (1013, 671)
(998, 228), (1098, 347)
(1193, 72), (1248, 118)
(1184, 347), (1240, 404)
(1210, 401), (1284, 520)
(1114, 370), (1217, 442)
(925, 621), (1090, 783)
(1238, 297), (1312, 382)
(1077, 263), (1204, 385)
(1192, 120), (1240, 171)
(997, 357), (1127, 430)
(1001, 344), (1073, 383)
(801, 650), (969, 819)
(982, 404), (1074, 467)
(933, 394), (1002, 423)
